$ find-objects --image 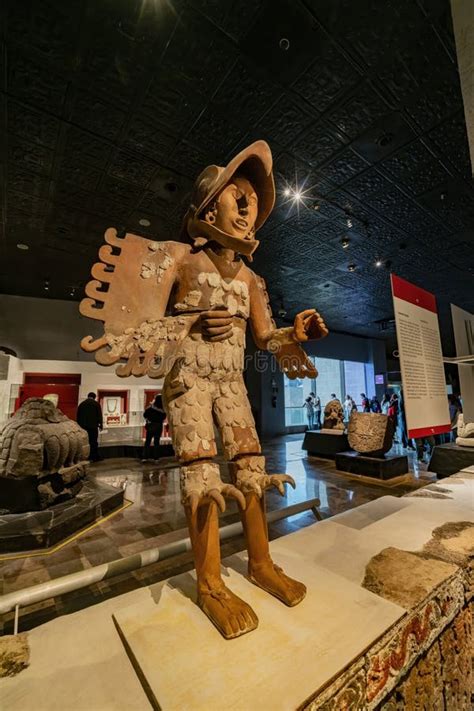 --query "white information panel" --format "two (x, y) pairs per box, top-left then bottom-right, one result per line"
(391, 274), (450, 439)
